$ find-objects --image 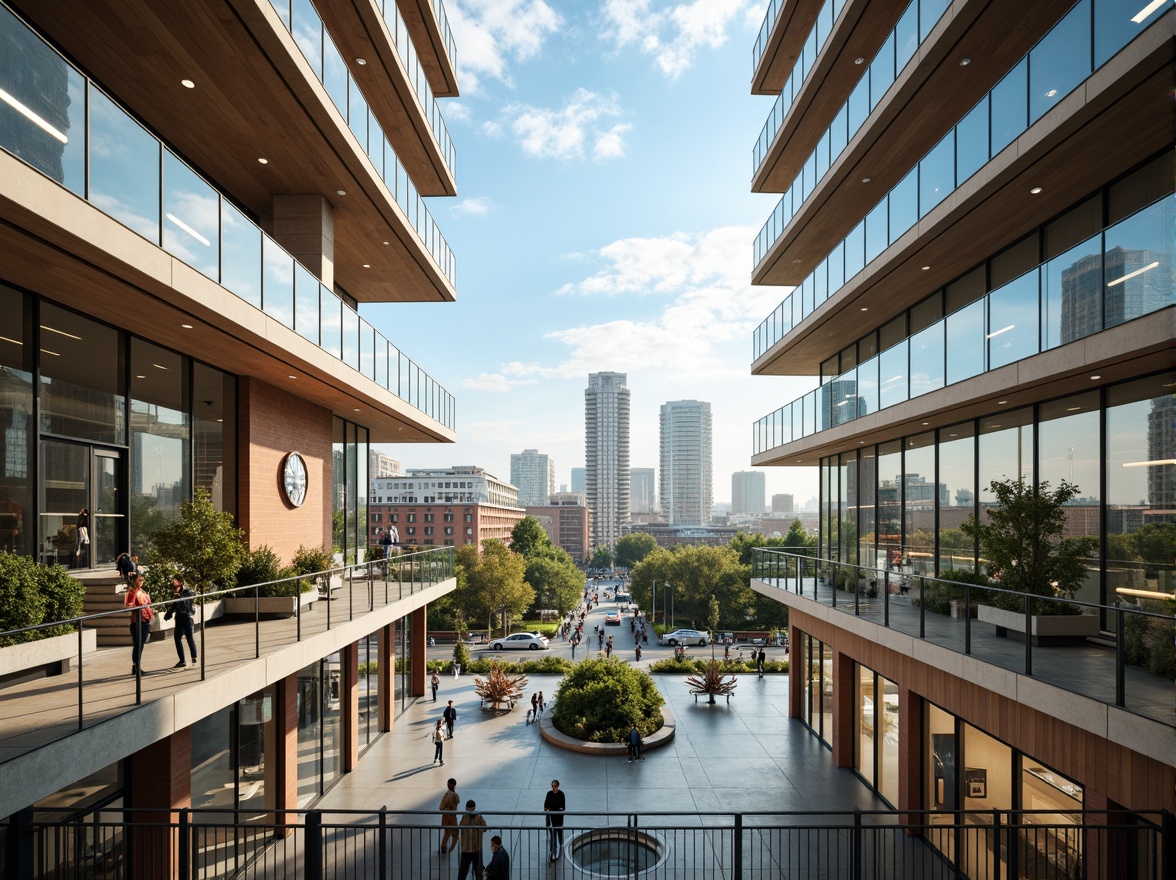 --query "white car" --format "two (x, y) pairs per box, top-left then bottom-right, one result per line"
(489, 632), (550, 651)
(658, 628), (710, 647)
